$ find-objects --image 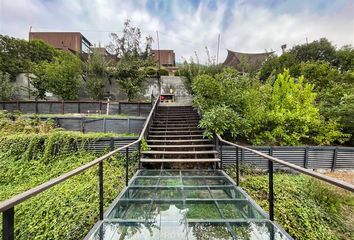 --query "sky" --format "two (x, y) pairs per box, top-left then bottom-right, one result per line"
(0, 0), (353, 63)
